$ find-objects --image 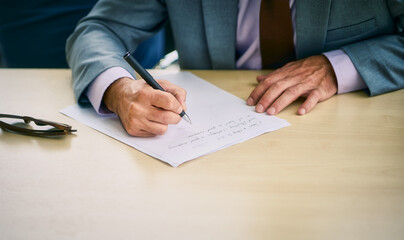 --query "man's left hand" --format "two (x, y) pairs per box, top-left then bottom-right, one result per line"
(247, 55), (338, 115)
